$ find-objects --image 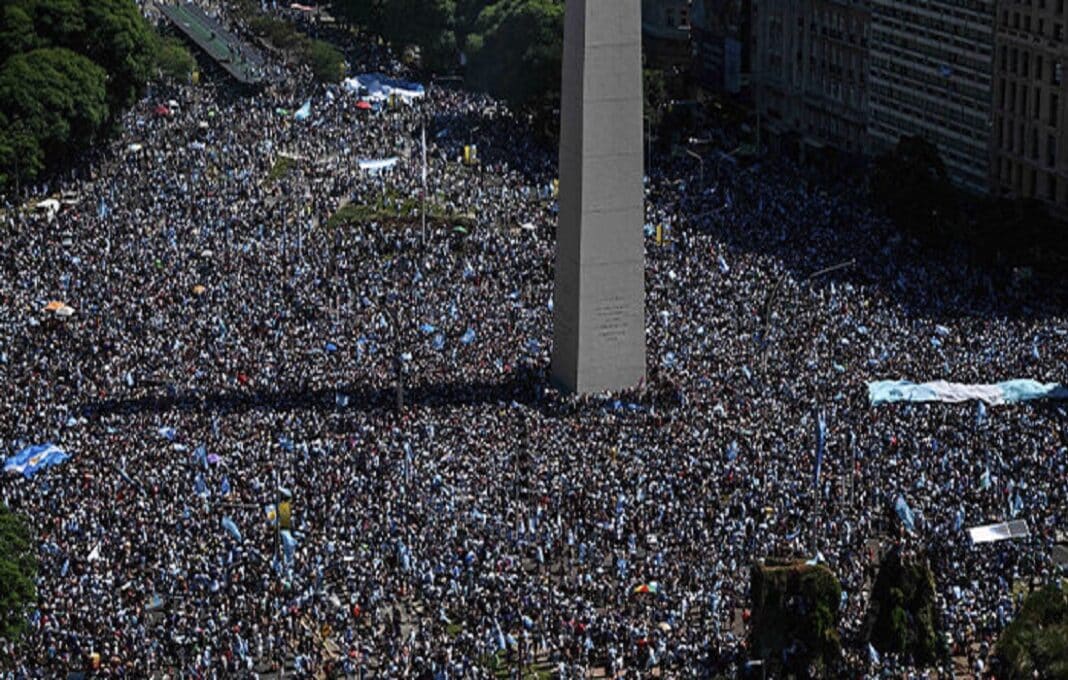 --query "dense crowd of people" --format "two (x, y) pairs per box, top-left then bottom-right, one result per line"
(0, 7), (1065, 678)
